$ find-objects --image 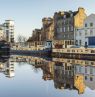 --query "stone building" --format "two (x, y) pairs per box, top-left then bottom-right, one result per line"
(54, 7), (87, 42)
(41, 17), (54, 41)
(32, 29), (42, 41)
